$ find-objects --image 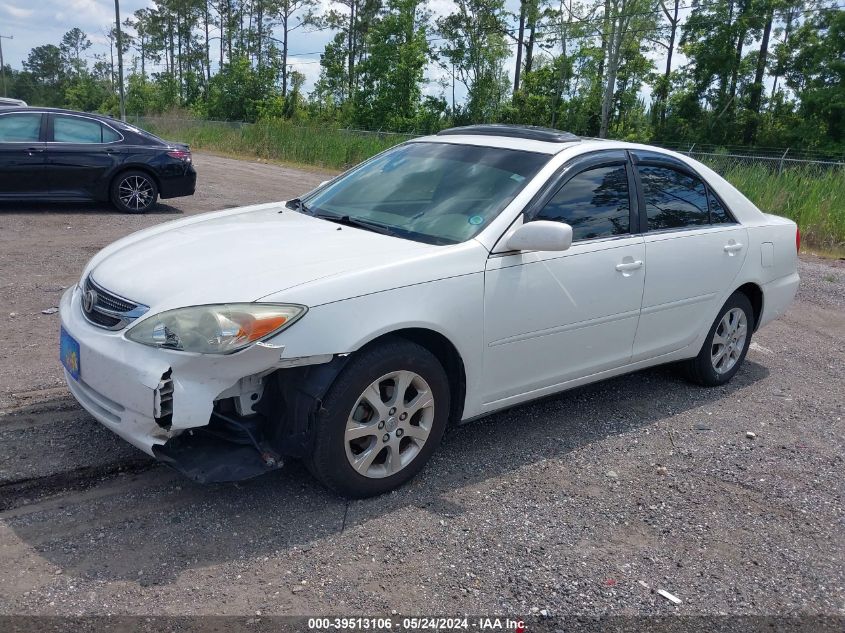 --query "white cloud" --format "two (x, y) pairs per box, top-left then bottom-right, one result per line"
(0, 2), (33, 19)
